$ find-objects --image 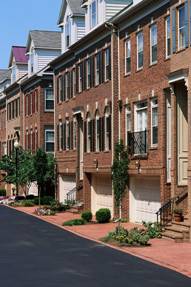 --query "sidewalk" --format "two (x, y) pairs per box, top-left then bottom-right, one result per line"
(14, 206), (191, 278)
